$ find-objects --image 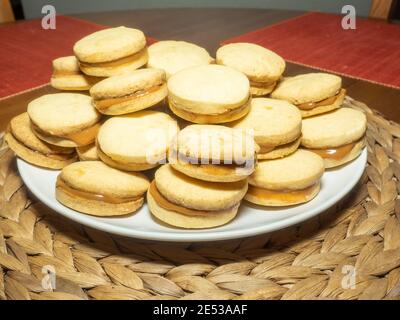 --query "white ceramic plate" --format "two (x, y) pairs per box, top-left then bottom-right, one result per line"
(17, 149), (367, 242)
